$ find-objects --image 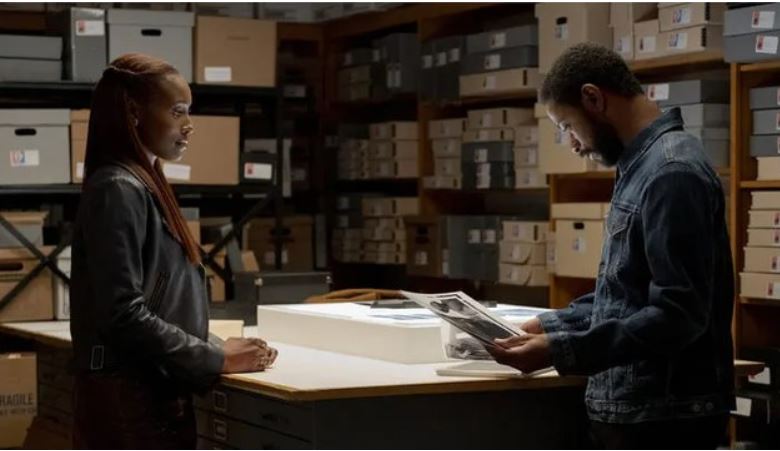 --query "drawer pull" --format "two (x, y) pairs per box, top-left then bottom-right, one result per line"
(213, 418), (228, 442)
(213, 390), (228, 413)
